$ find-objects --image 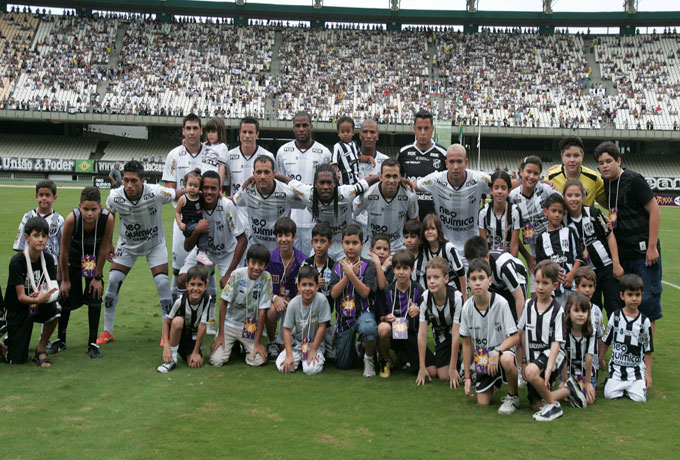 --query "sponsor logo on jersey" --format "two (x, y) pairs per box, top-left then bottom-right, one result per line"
(284, 147), (294, 152)
(143, 193), (155, 200)
(312, 148), (322, 153)
(114, 197), (125, 204)
(230, 154), (240, 160)
(368, 195), (379, 201)
(398, 195), (408, 201)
